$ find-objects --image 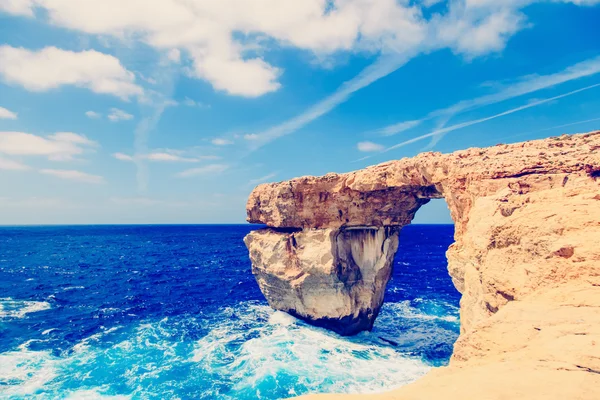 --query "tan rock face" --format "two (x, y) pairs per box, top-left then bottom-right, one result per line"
(244, 227), (399, 335)
(298, 280), (600, 400)
(245, 131), (600, 337)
